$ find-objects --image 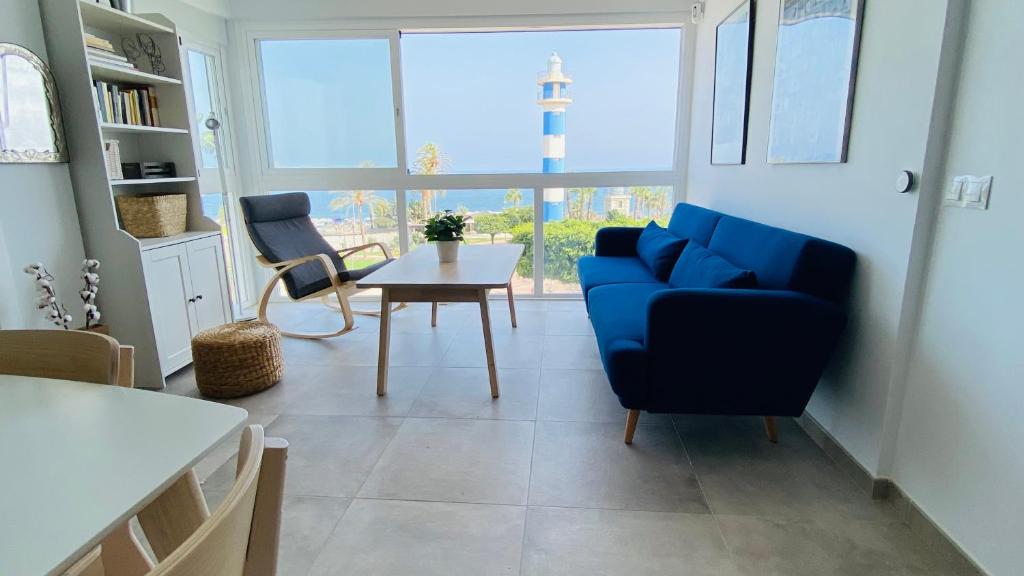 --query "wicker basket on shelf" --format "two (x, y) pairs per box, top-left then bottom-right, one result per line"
(192, 321), (283, 398)
(115, 194), (187, 238)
